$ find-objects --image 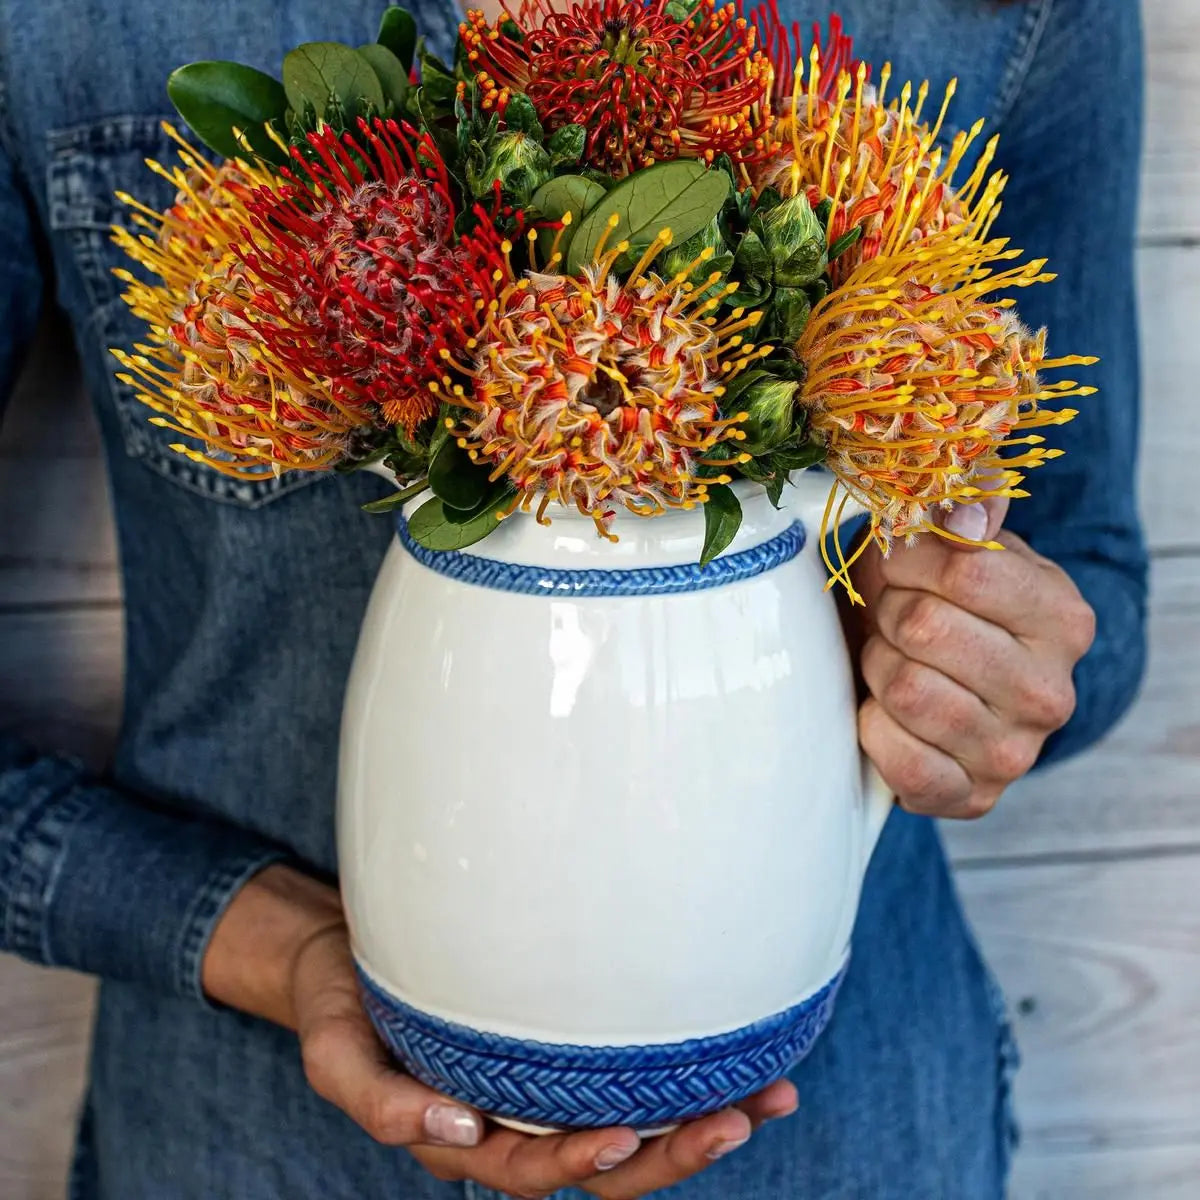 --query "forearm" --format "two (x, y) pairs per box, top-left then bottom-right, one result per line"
(0, 732), (291, 998)
(200, 861), (343, 1029)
